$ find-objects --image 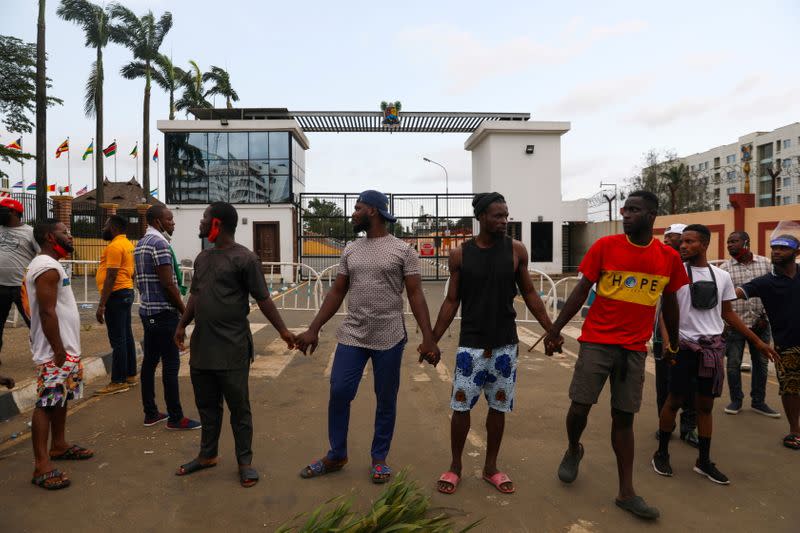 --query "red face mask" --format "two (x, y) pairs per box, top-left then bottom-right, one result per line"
(207, 218), (221, 243)
(52, 241), (70, 259)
